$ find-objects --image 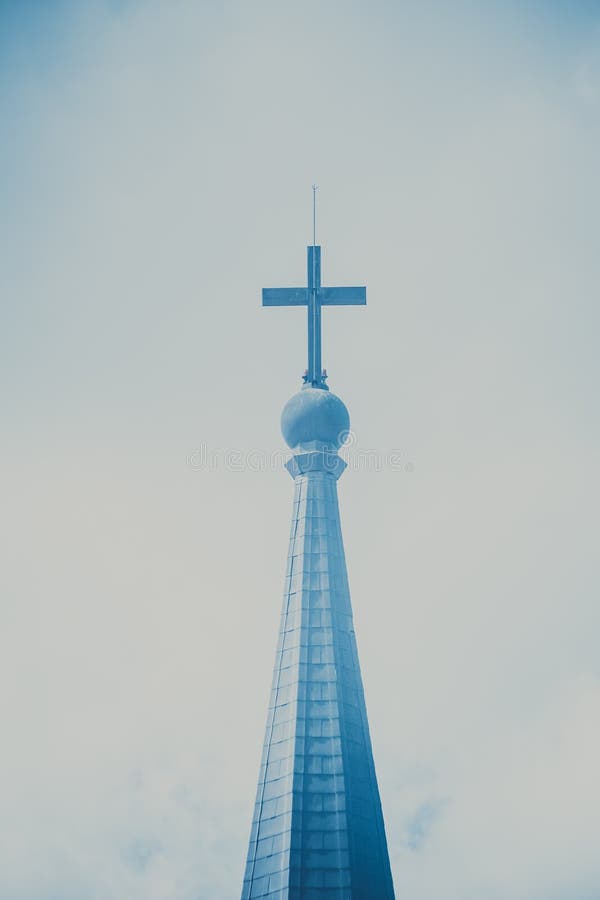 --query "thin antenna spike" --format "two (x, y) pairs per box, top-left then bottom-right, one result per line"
(312, 184), (318, 247)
